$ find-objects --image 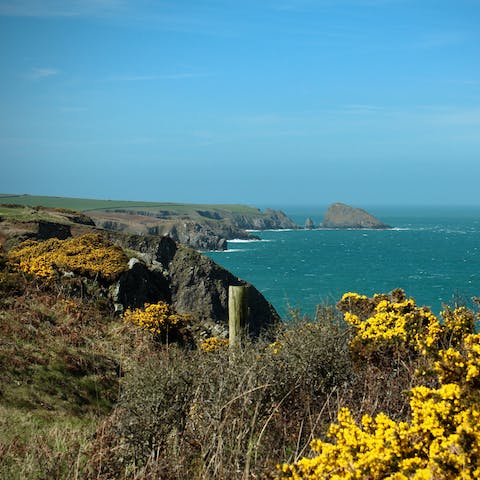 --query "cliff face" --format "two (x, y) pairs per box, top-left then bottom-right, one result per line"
(112, 235), (279, 336)
(226, 209), (297, 230)
(321, 203), (390, 229)
(168, 244), (279, 336)
(93, 215), (230, 251)
(89, 208), (296, 251)
(1, 197), (298, 251)
(1, 206), (279, 336)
